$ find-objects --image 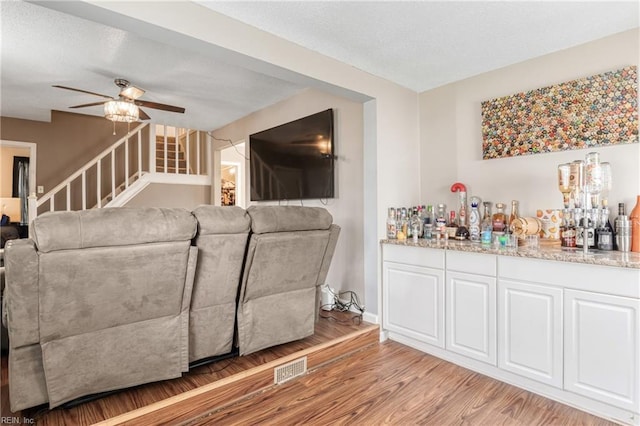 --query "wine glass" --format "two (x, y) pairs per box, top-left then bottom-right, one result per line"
(557, 163), (571, 209)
